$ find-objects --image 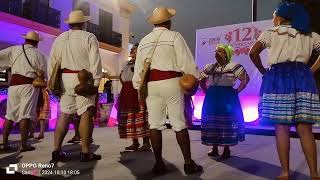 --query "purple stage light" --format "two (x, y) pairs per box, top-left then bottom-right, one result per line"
(191, 90), (259, 123)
